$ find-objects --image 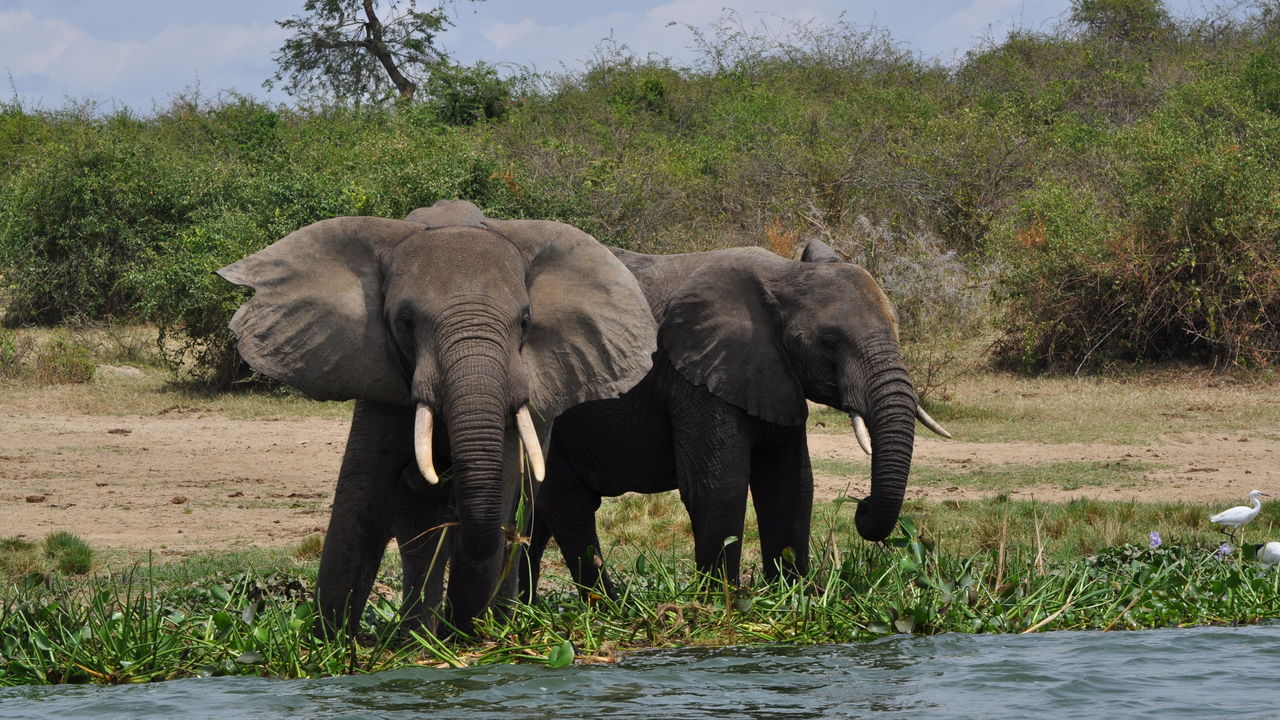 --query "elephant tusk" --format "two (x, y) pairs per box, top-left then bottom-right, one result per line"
(515, 405), (546, 482)
(916, 405), (953, 439)
(850, 413), (872, 456)
(414, 404), (440, 484)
